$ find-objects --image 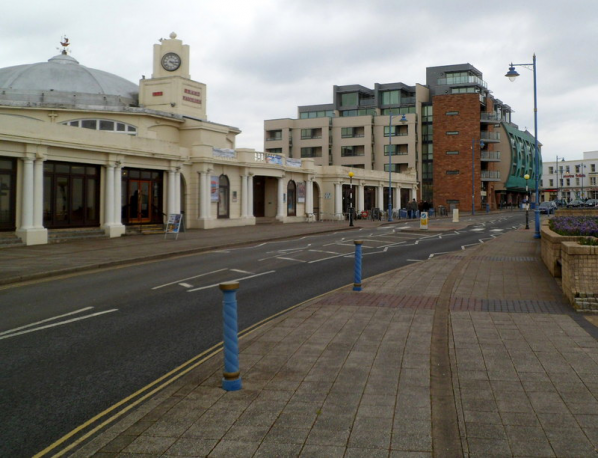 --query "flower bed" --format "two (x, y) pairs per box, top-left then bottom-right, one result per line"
(549, 215), (598, 237)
